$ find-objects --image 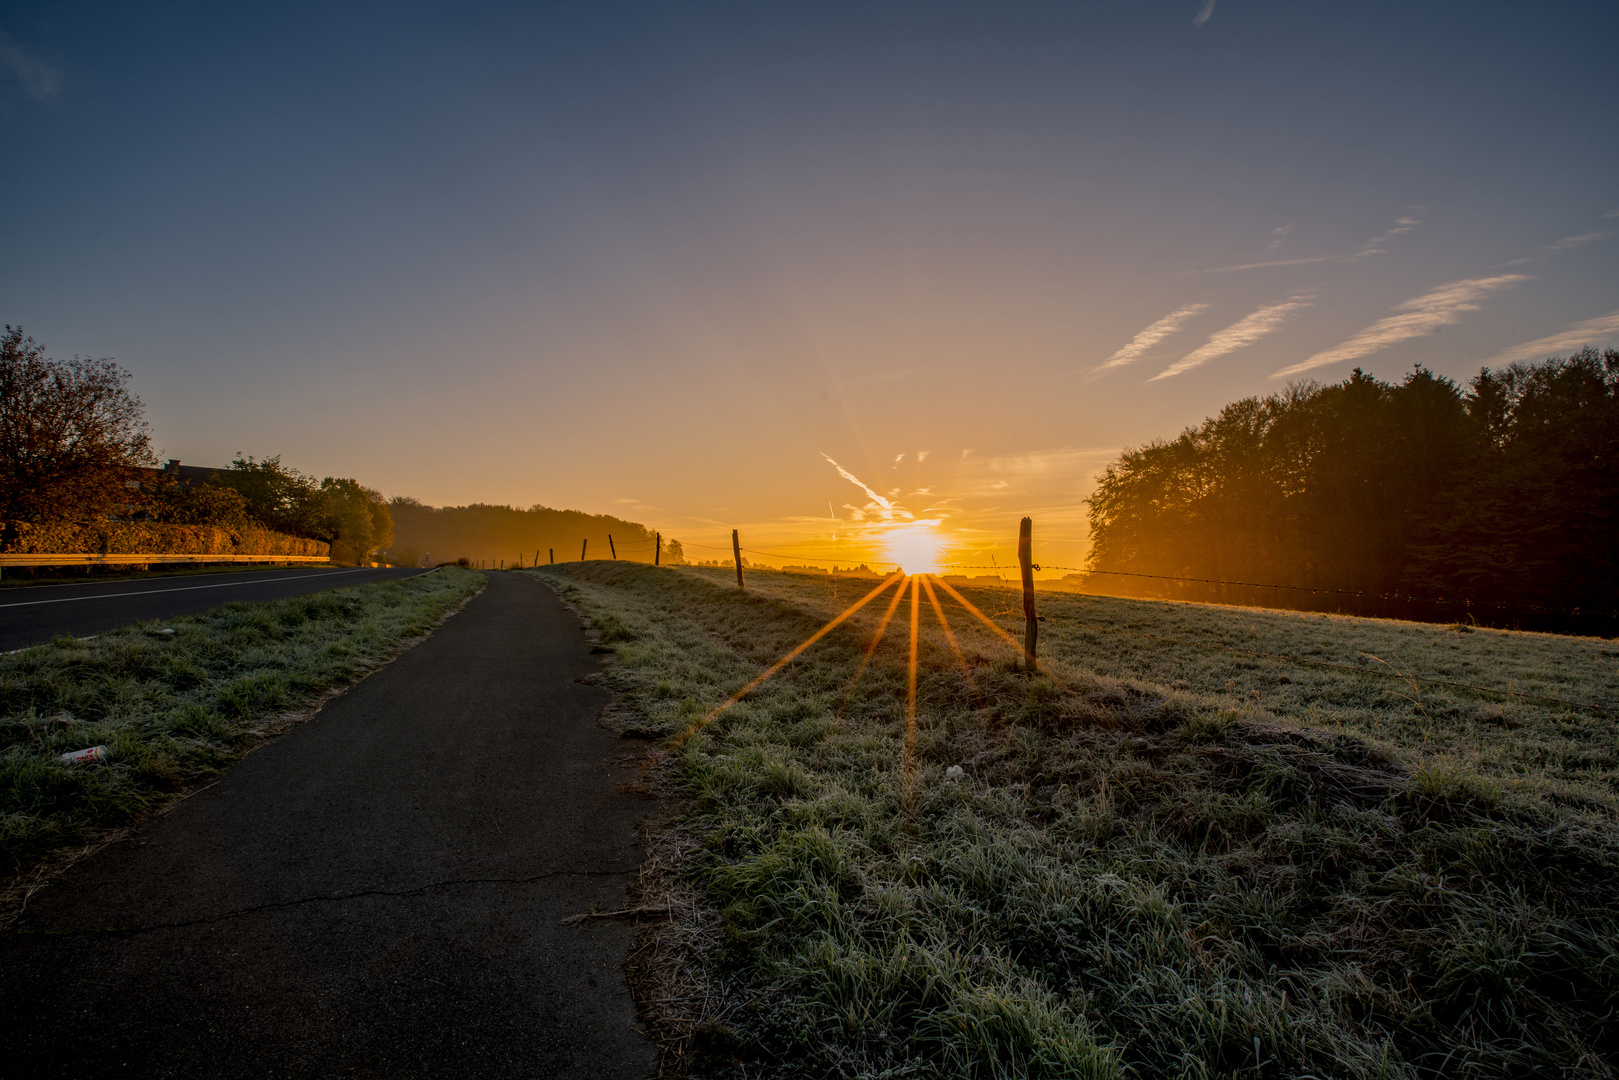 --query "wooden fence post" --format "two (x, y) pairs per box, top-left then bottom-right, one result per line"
(581, 539), (588, 562)
(549, 548), (554, 565)
(1018, 516), (1037, 669)
(608, 534), (617, 560)
(534, 549), (540, 566)
(654, 533), (661, 566)
(732, 529), (745, 589)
